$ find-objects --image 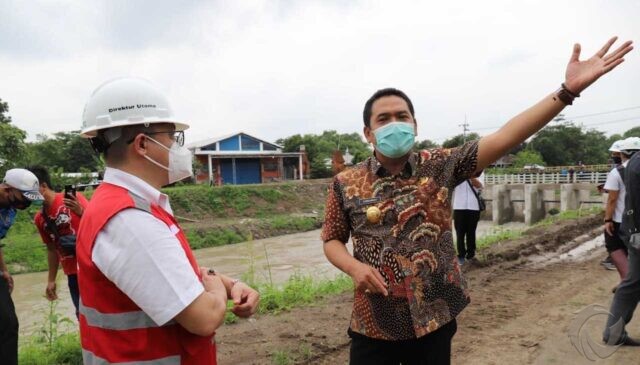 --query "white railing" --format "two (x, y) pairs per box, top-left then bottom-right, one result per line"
(485, 172), (609, 185)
